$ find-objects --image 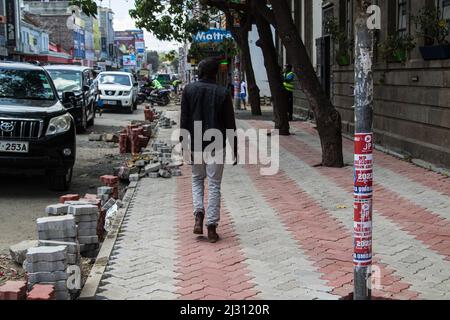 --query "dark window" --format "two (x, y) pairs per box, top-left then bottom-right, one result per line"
(346, 0), (353, 39)
(397, 0), (408, 34)
(0, 69), (55, 101)
(437, 0), (450, 19)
